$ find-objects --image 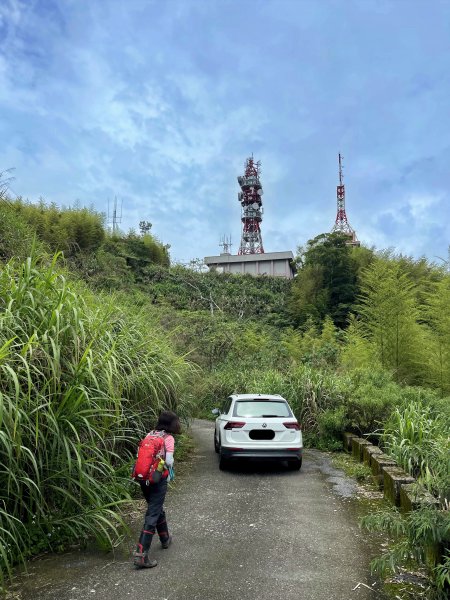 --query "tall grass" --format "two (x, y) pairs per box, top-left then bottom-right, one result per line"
(248, 365), (346, 433)
(362, 506), (450, 599)
(0, 252), (190, 580)
(382, 401), (450, 504)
